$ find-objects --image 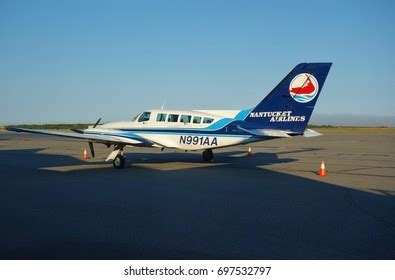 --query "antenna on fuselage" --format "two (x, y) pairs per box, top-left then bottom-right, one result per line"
(161, 100), (166, 110)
